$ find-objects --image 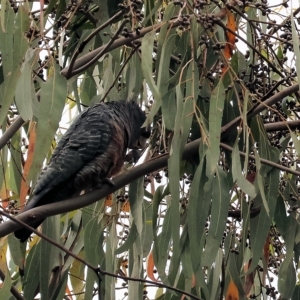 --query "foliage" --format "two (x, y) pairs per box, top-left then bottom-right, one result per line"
(0, 0), (300, 299)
